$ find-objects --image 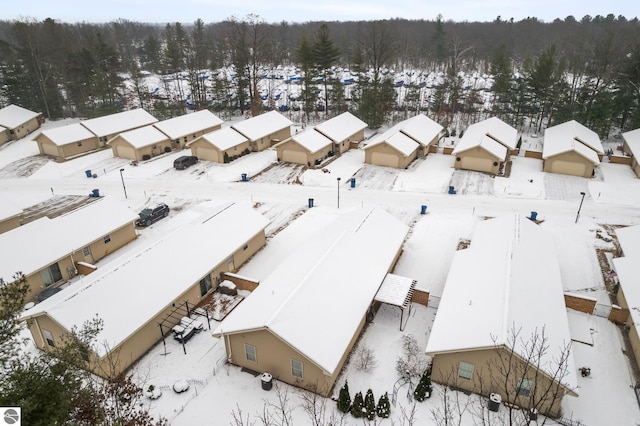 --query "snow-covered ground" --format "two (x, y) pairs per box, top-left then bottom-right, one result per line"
(3, 117), (640, 425)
